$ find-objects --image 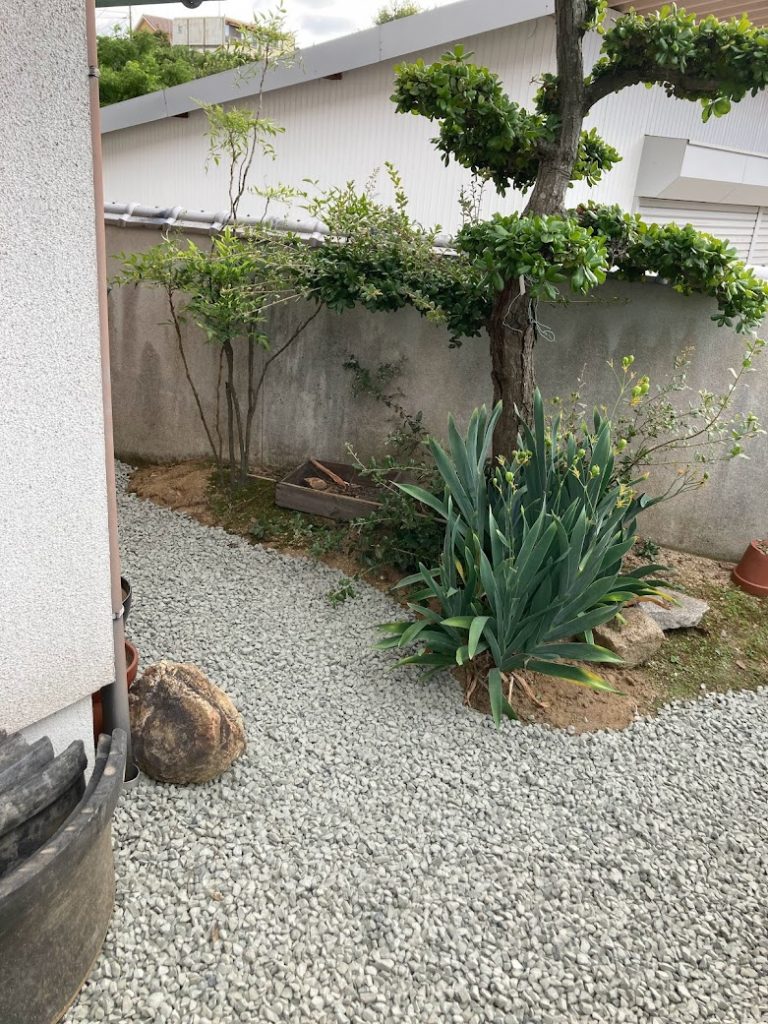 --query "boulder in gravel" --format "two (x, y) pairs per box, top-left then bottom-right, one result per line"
(641, 594), (709, 631)
(129, 661), (245, 784)
(593, 606), (665, 667)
